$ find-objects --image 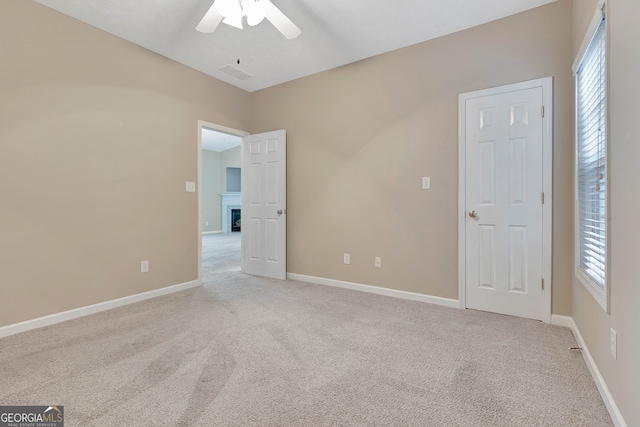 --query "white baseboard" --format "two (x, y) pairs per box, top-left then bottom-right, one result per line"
(202, 230), (222, 235)
(550, 314), (574, 328)
(286, 273), (459, 308)
(569, 318), (627, 427)
(0, 280), (201, 339)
